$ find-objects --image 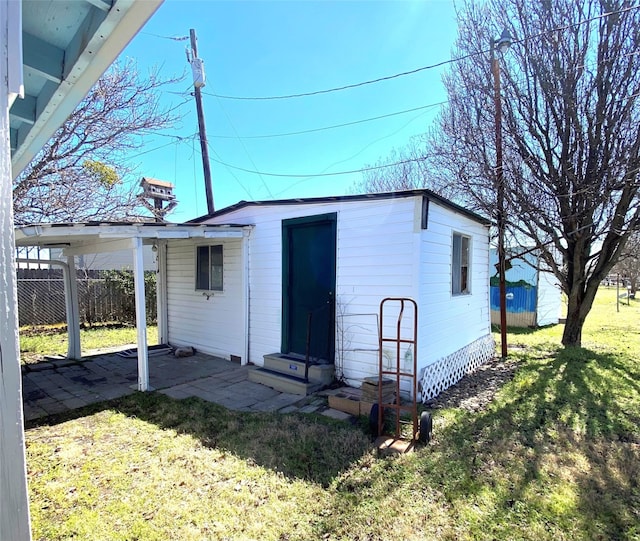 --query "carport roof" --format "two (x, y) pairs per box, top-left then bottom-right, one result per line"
(15, 222), (252, 252)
